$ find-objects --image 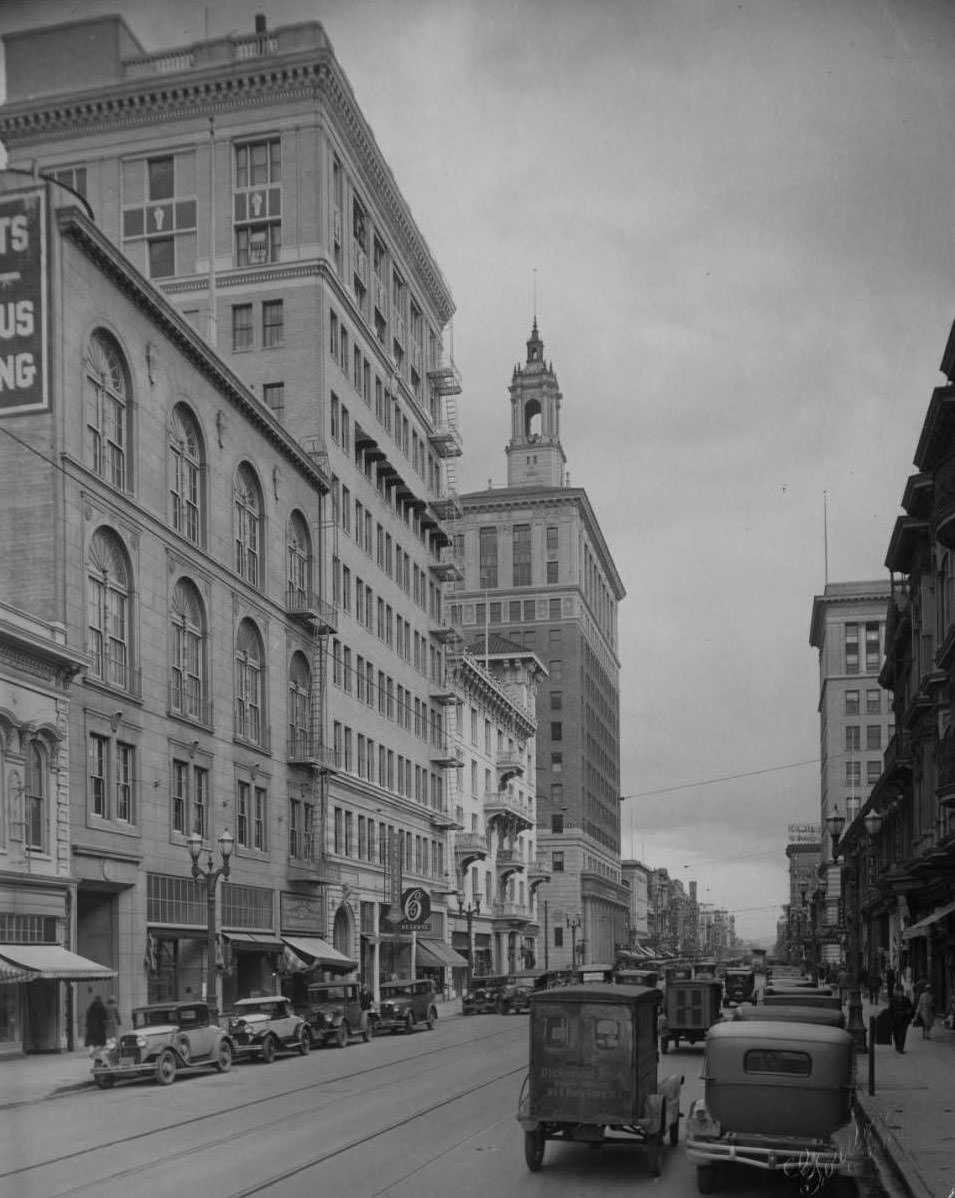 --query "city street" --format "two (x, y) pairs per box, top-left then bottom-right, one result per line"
(0, 1009), (896, 1198)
